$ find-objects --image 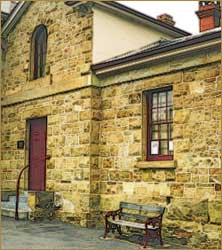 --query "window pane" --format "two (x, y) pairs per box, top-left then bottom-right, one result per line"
(169, 140), (173, 154)
(152, 109), (158, 122)
(167, 106), (173, 120)
(170, 124), (173, 139)
(159, 92), (166, 106)
(152, 93), (158, 108)
(151, 141), (159, 155)
(147, 88), (173, 160)
(160, 124), (168, 139)
(32, 25), (47, 79)
(167, 91), (173, 105)
(152, 125), (159, 140)
(158, 107), (166, 121)
(160, 141), (168, 155)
